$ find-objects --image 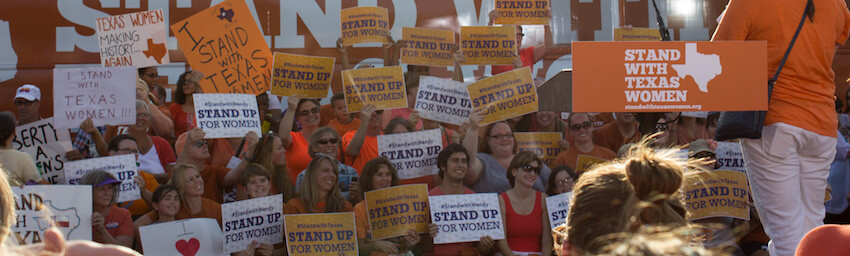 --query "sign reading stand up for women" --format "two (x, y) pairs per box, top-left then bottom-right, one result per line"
(545, 192), (572, 229)
(193, 93), (262, 139)
(284, 212), (358, 256)
(401, 27), (456, 66)
(364, 184), (430, 240)
(467, 67), (537, 125)
(414, 76), (473, 126)
(222, 194), (284, 253)
(64, 154), (140, 203)
(271, 52), (335, 98)
(515, 132), (562, 166)
(378, 129), (442, 179)
(460, 26), (517, 65)
(340, 6), (391, 45)
(494, 0), (551, 25)
(53, 66), (137, 129)
(429, 193), (505, 244)
(342, 66), (407, 112)
(12, 117), (73, 184)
